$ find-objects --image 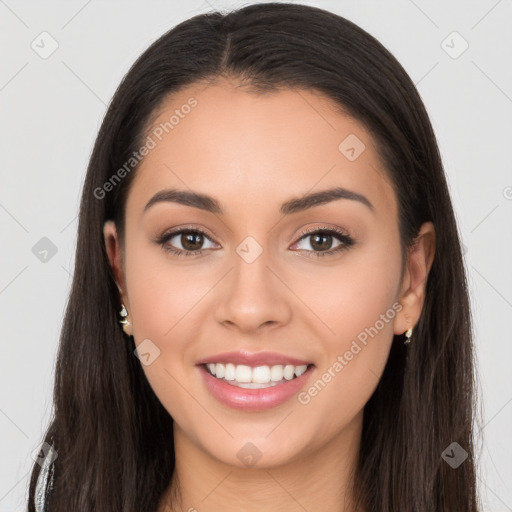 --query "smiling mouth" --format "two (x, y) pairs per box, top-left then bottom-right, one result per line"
(204, 362), (313, 389)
